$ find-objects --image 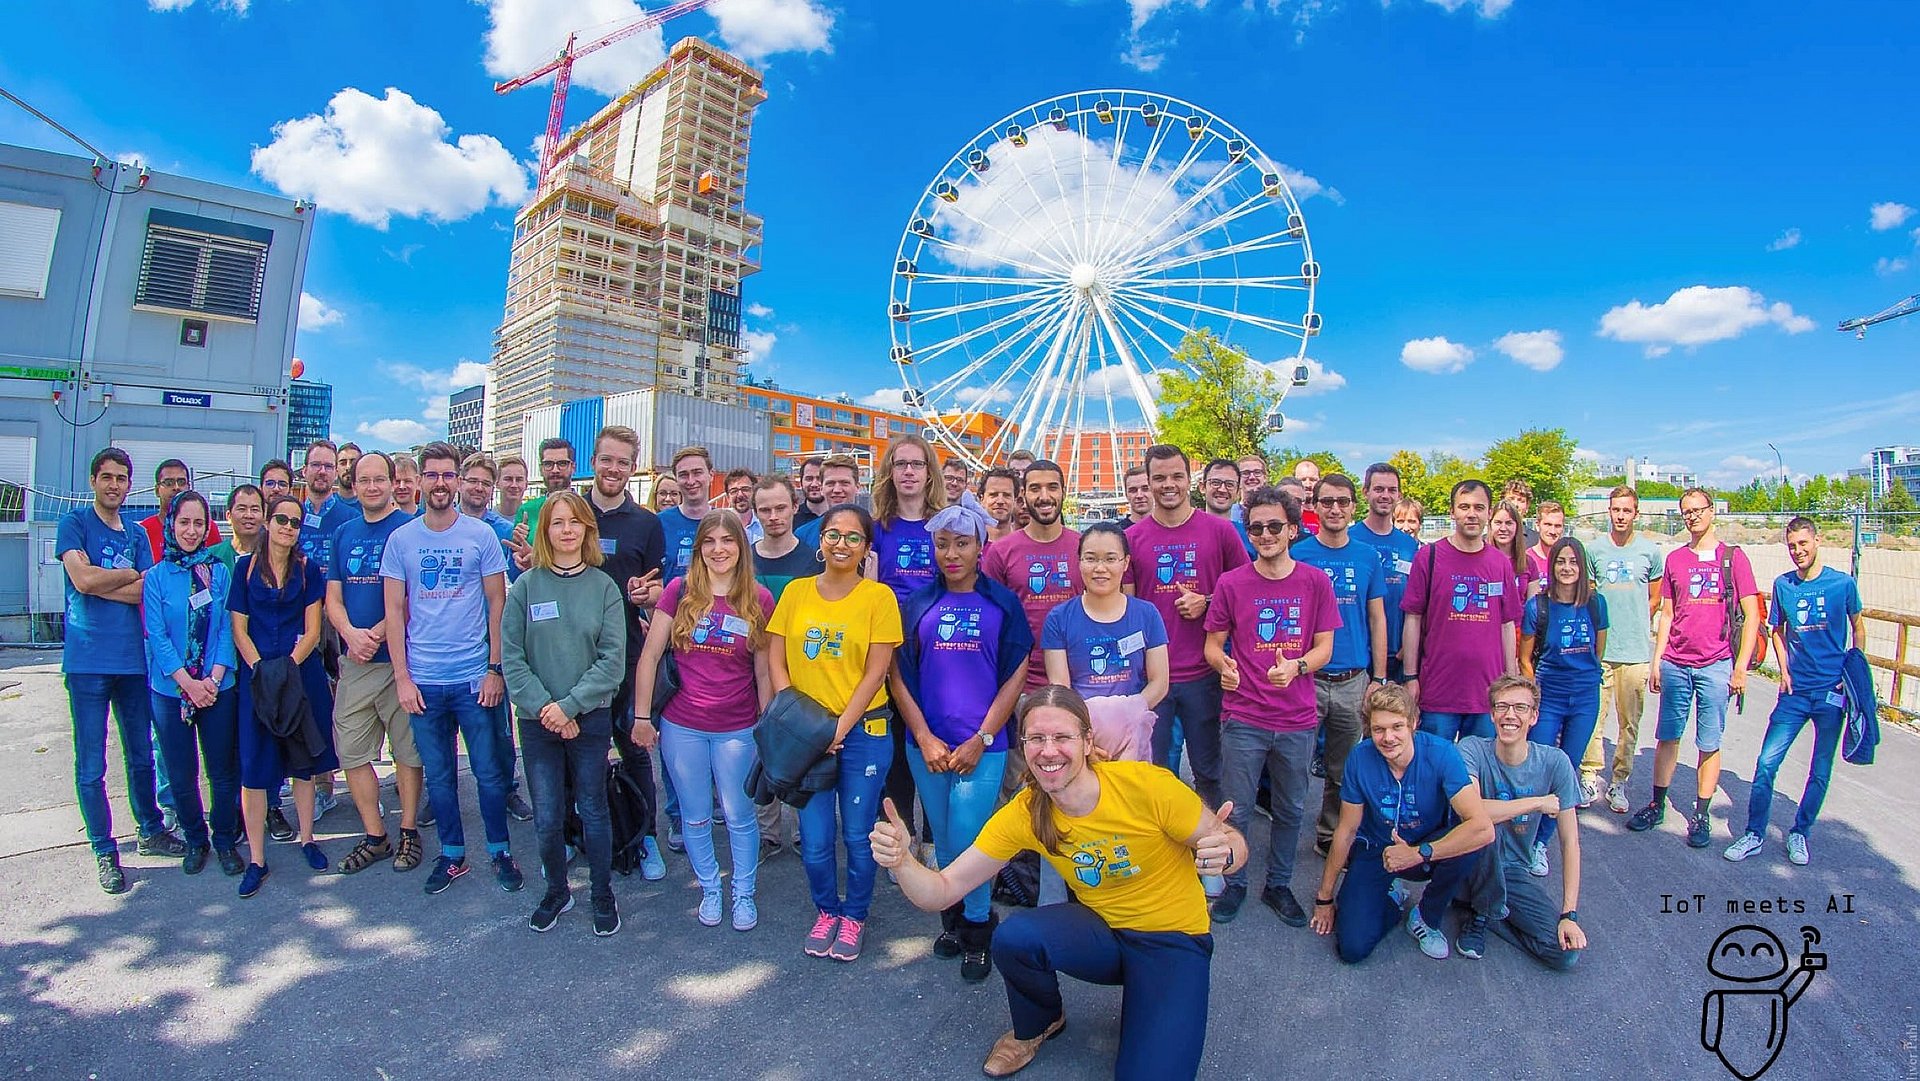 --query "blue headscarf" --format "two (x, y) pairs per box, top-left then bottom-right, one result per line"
(164, 491), (218, 714)
(927, 503), (990, 543)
